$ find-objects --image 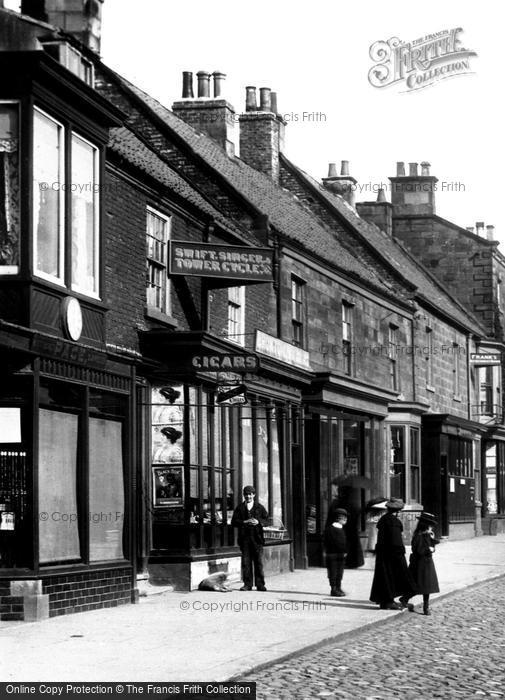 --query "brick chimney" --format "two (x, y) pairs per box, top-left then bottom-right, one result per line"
(356, 187), (393, 235)
(389, 160), (437, 215)
(321, 161), (357, 206)
(21, 0), (104, 53)
(172, 70), (235, 157)
(238, 86), (286, 182)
